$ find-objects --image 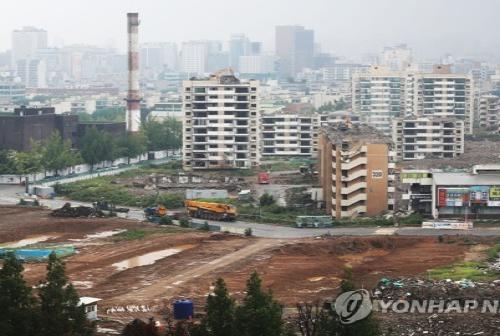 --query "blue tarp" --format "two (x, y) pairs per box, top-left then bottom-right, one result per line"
(0, 247), (75, 260)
